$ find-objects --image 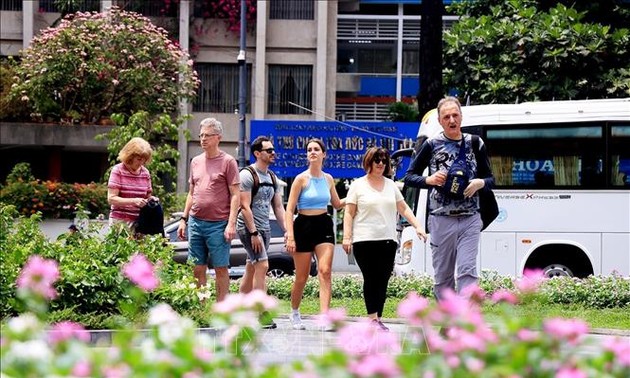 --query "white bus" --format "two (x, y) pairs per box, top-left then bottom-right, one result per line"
(394, 98), (630, 278)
